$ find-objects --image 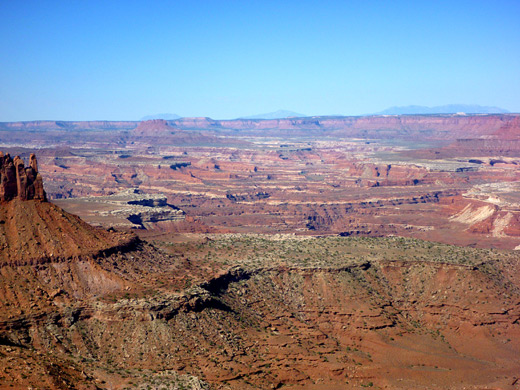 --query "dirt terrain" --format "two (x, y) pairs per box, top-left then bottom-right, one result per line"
(1, 225), (520, 389)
